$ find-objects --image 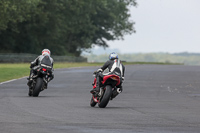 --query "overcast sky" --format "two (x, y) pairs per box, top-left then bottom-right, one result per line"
(105, 0), (200, 54)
